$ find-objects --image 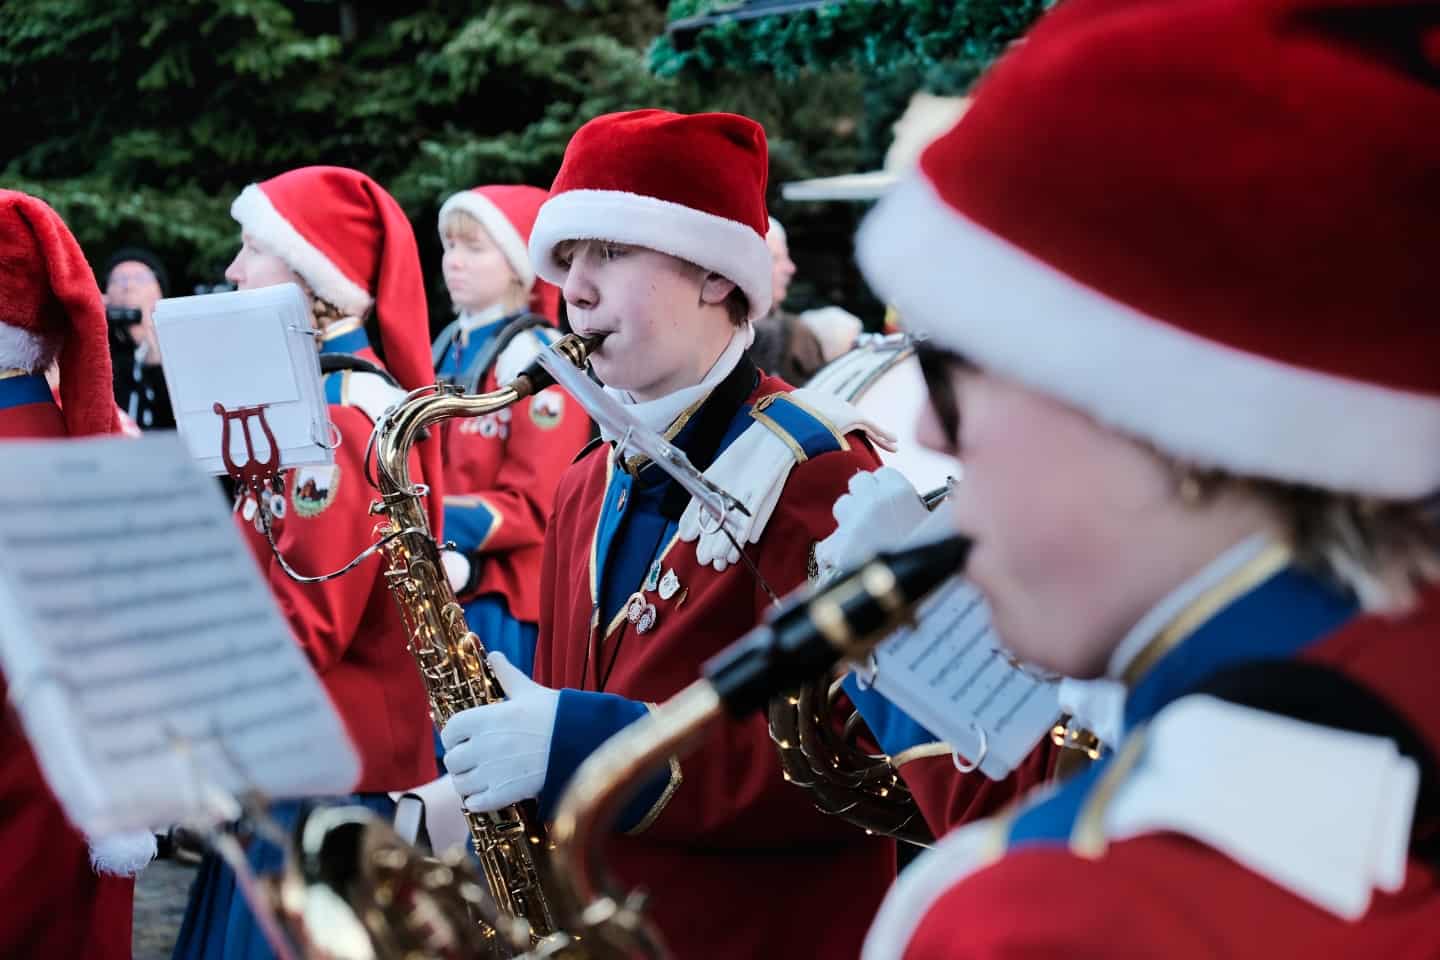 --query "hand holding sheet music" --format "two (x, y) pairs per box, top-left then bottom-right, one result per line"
(0, 433), (359, 836)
